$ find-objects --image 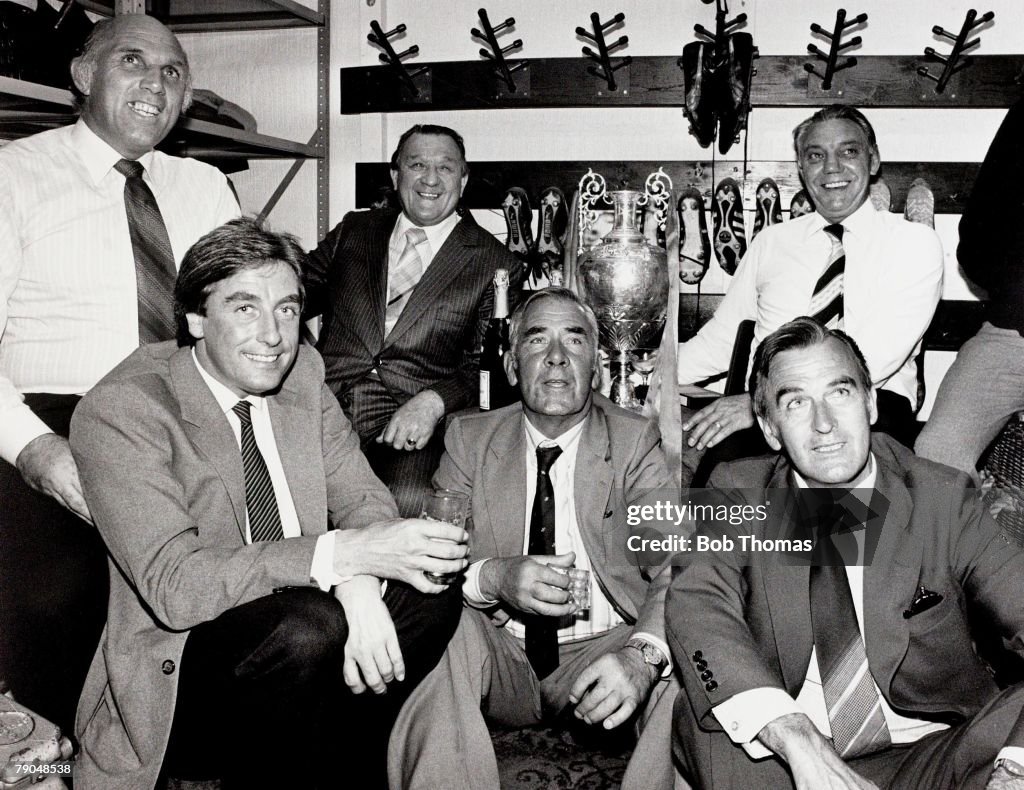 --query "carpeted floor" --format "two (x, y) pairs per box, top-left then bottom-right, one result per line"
(493, 720), (633, 790)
